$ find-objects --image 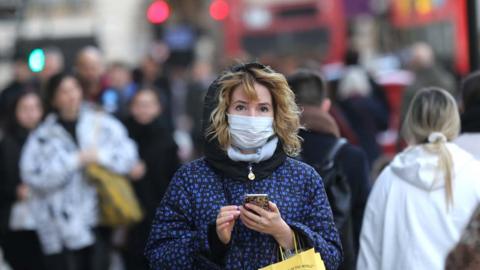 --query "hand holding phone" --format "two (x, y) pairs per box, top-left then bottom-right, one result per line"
(239, 196), (295, 249)
(243, 194), (270, 212)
